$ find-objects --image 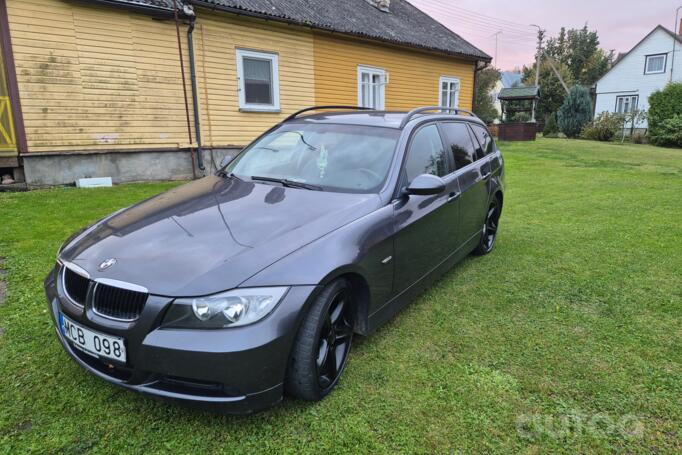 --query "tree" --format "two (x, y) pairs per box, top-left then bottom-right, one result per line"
(558, 85), (593, 138)
(543, 113), (558, 136)
(544, 25), (613, 86)
(474, 66), (501, 124)
(648, 82), (682, 146)
(522, 60), (573, 122)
